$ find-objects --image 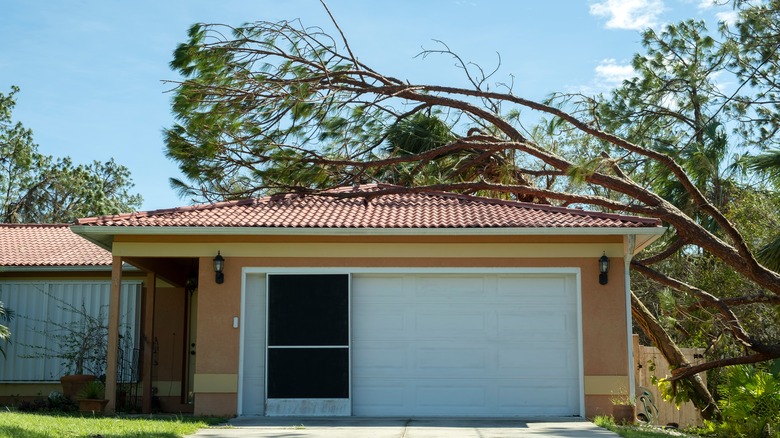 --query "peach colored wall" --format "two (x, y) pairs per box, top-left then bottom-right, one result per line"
(152, 287), (186, 400)
(194, 393), (238, 416)
(190, 253), (630, 417)
(196, 257), (242, 374)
